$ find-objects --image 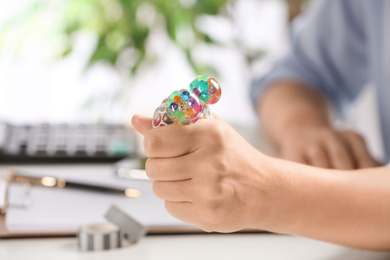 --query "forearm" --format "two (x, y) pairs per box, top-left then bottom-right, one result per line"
(257, 81), (331, 148)
(259, 157), (390, 250)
